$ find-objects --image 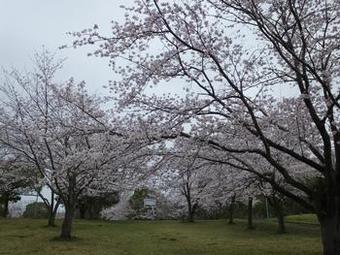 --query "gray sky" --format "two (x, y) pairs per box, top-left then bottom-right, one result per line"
(0, 0), (293, 100)
(0, 0), (134, 95)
